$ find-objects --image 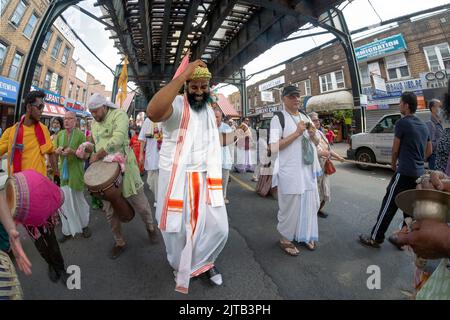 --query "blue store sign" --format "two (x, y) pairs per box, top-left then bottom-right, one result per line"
(31, 85), (65, 106)
(355, 34), (407, 61)
(0, 76), (19, 104)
